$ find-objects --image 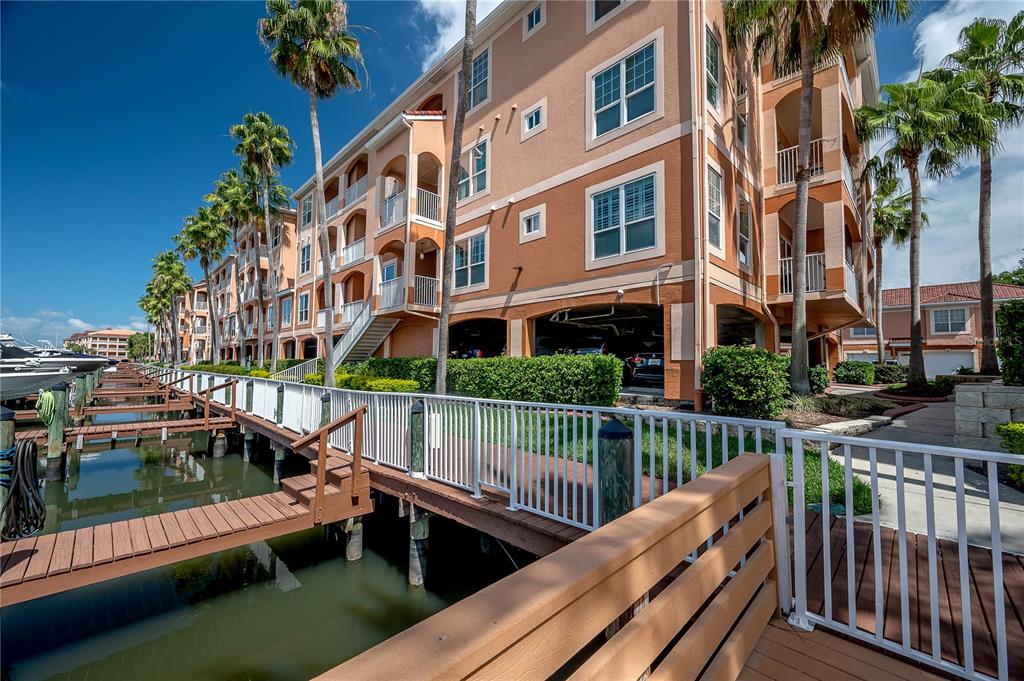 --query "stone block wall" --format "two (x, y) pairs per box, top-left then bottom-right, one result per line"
(954, 383), (1024, 451)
